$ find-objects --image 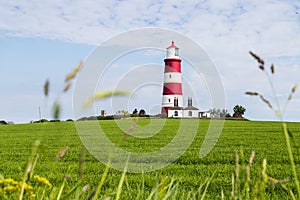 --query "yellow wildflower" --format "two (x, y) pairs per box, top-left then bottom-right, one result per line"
(5, 178), (19, 186)
(1, 177), (34, 198)
(3, 185), (17, 194)
(5, 178), (14, 184)
(24, 183), (33, 190)
(34, 175), (52, 188)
